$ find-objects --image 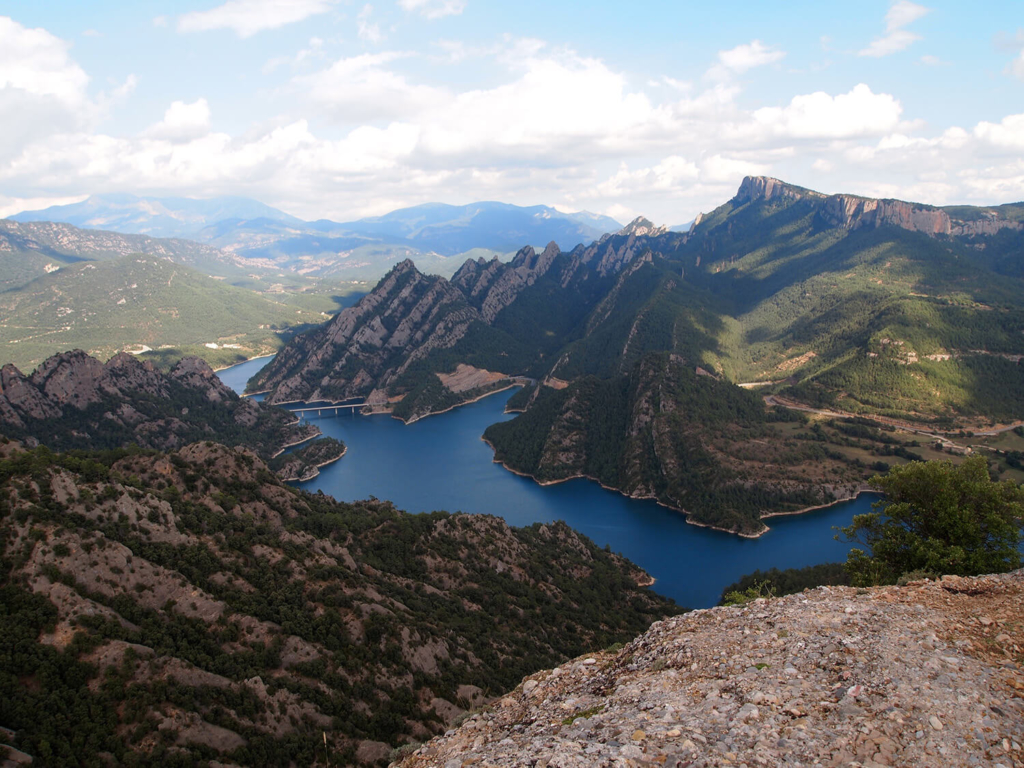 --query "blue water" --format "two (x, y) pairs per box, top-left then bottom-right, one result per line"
(219, 356), (873, 609)
(217, 355), (274, 397)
